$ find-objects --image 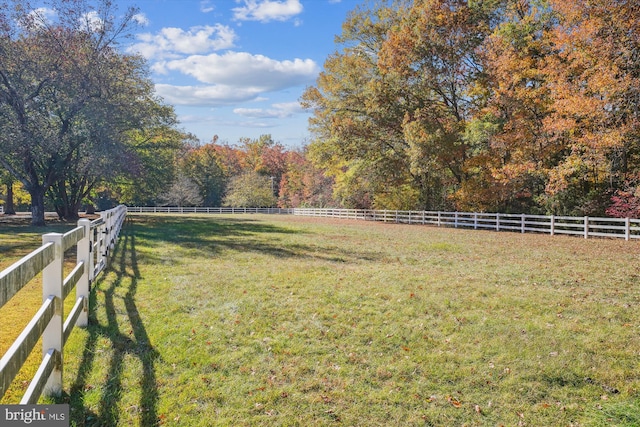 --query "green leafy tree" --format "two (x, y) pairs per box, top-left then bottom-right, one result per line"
(181, 142), (228, 207)
(0, 0), (163, 224)
(113, 128), (192, 206)
(223, 171), (277, 208)
(48, 56), (180, 220)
